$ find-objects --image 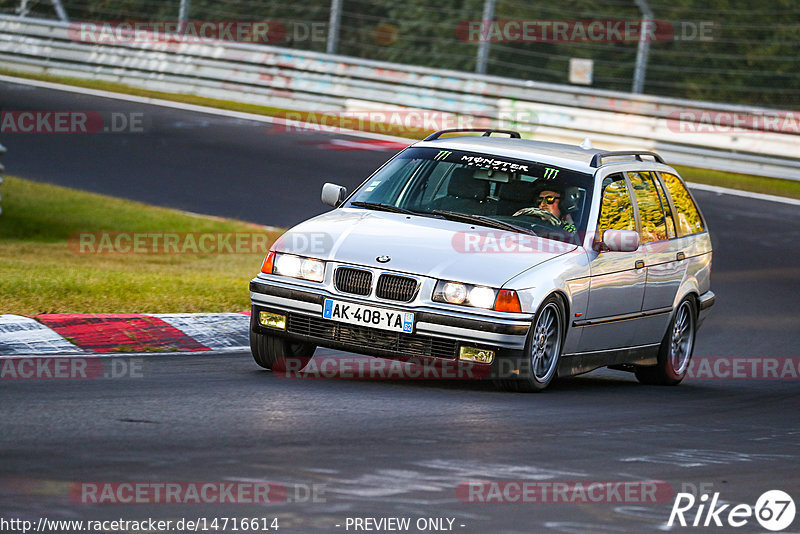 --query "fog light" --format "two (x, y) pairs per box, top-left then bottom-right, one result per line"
(459, 346), (495, 364)
(259, 311), (286, 330)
